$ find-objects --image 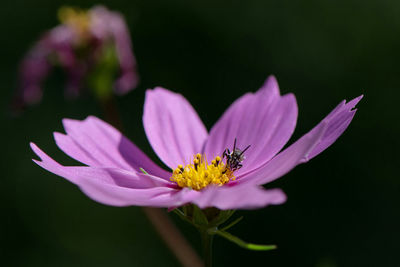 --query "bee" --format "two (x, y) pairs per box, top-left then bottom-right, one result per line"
(222, 138), (251, 172)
